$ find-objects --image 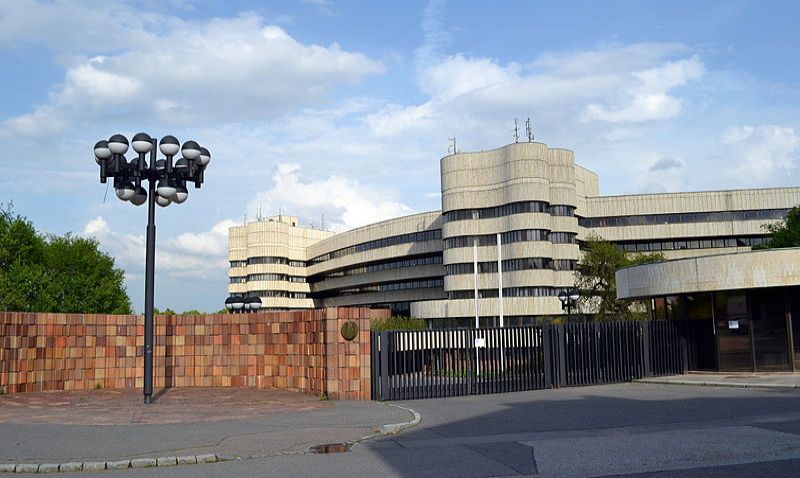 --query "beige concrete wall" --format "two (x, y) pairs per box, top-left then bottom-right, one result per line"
(617, 248), (800, 299)
(227, 215), (335, 309)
